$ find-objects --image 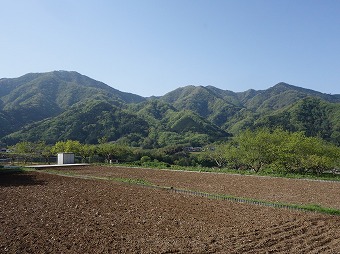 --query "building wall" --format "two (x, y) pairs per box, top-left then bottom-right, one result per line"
(57, 153), (75, 165)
